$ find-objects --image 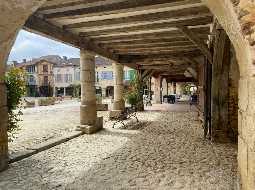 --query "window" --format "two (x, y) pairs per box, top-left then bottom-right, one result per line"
(43, 76), (48, 85)
(75, 71), (80, 81)
(43, 65), (48, 73)
(55, 74), (62, 83)
(100, 71), (113, 80)
(27, 75), (35, 85)
(64, 74), (73, 83)
(124, 71), (130, 80)
(26, 65), (35, 73)
(29, 75), (35, 83)
(124, 70), (135, 81)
